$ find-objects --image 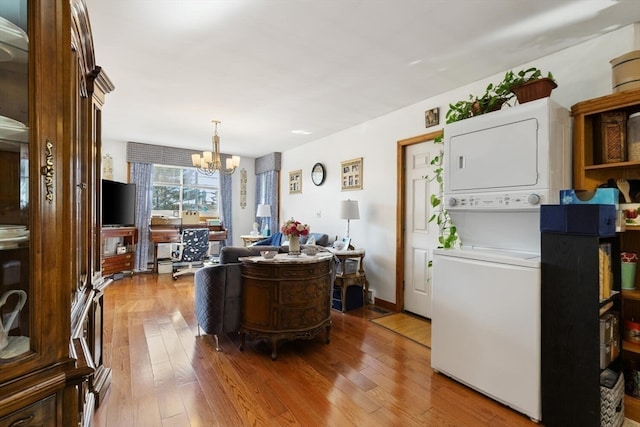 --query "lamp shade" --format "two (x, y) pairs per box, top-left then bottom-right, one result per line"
(339, 200), (360, 220)
(256, 204), (271, 218)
